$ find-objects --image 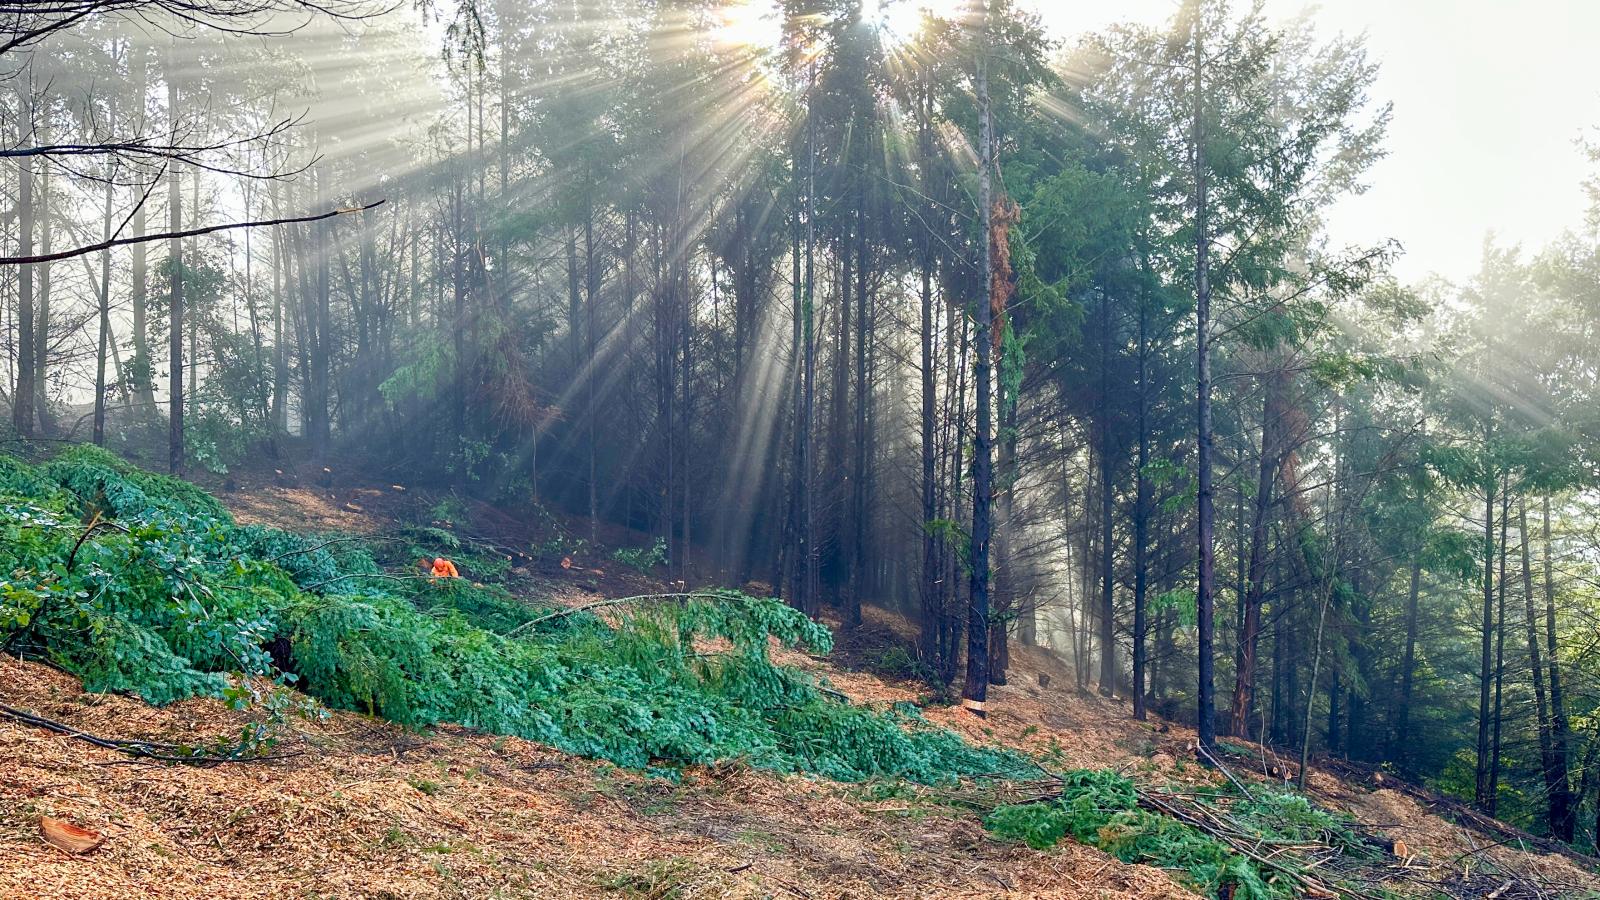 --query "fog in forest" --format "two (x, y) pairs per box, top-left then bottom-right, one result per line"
(8, 0), (1600, 863)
